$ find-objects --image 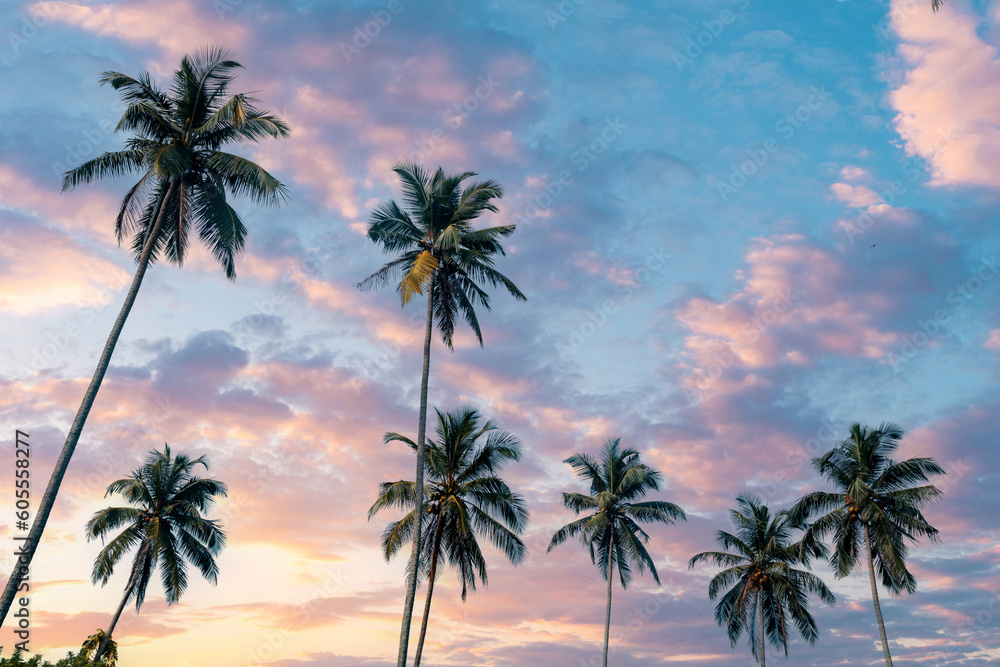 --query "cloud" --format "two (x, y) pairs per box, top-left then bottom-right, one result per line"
(0, 219), (129, 315)
(34, 0), (248, 60)
(676, 234), (899, 397)
(889, 0), (1000, 188)
(830, 182), (882, 207)
(985, 329), (1000, 350)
